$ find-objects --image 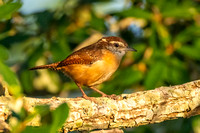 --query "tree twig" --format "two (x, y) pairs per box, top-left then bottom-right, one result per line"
(0, 80), (200, 132)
